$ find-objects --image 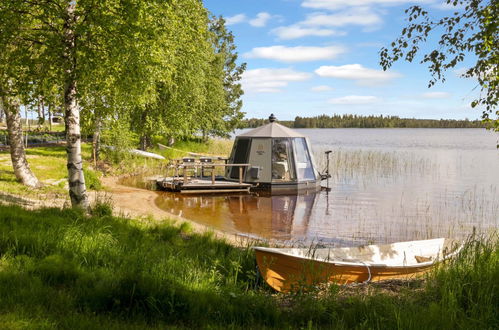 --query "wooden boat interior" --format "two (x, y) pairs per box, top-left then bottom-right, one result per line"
(254, 238), (461, 267)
